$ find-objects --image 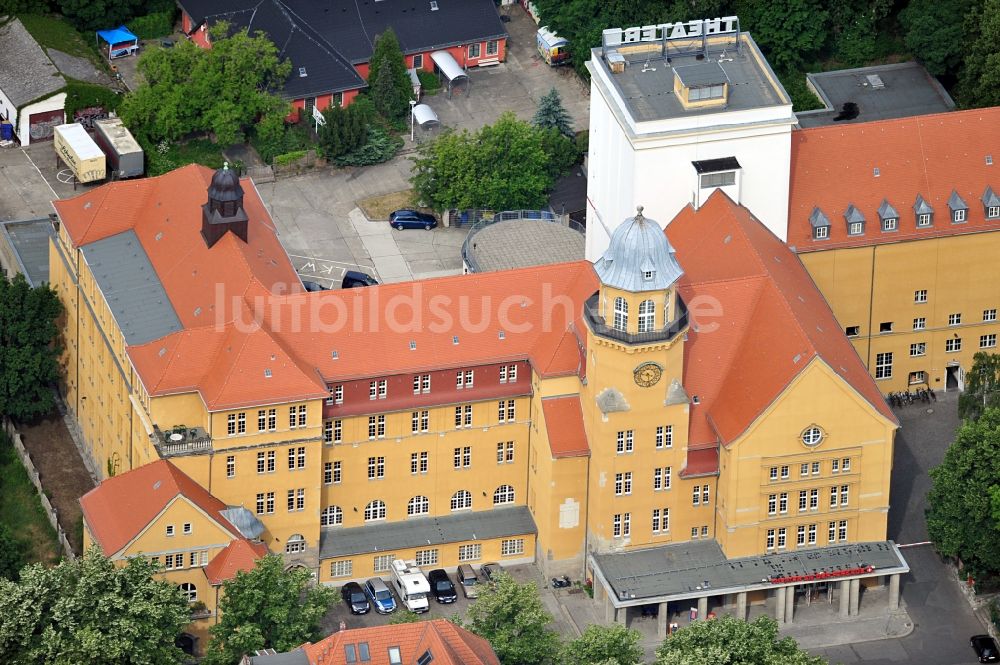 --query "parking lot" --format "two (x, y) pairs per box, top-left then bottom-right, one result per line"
(0, 142), (81, 222)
